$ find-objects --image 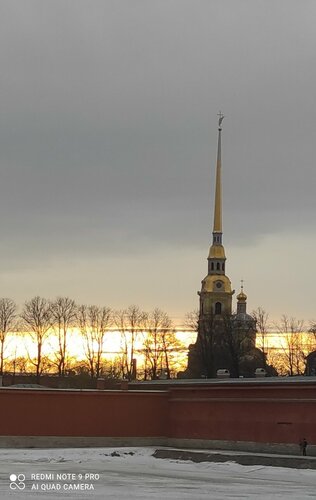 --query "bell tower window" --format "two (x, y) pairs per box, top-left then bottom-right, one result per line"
(215, 302), (222, 315)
